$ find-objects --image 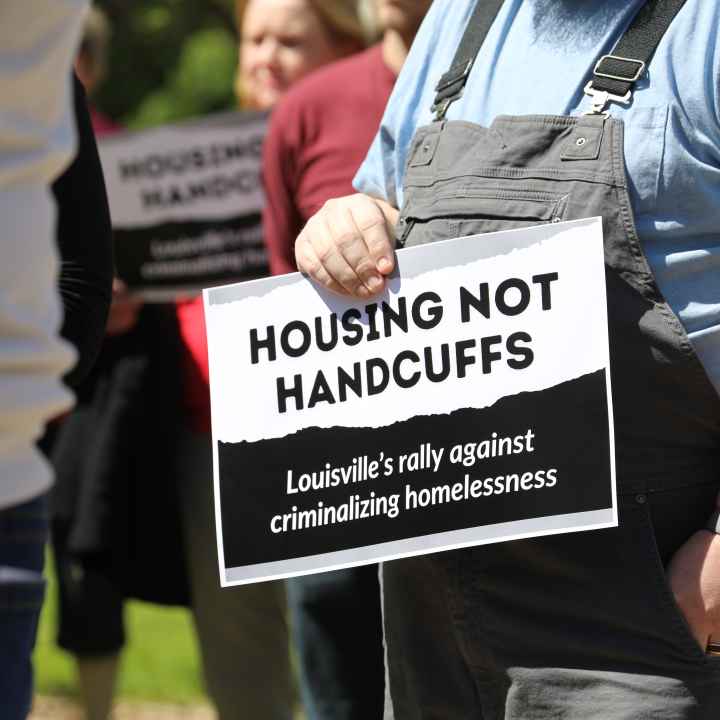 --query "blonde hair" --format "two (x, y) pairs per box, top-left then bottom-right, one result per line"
(234, 0), (377, 108)
(79, 6), (111, 85)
